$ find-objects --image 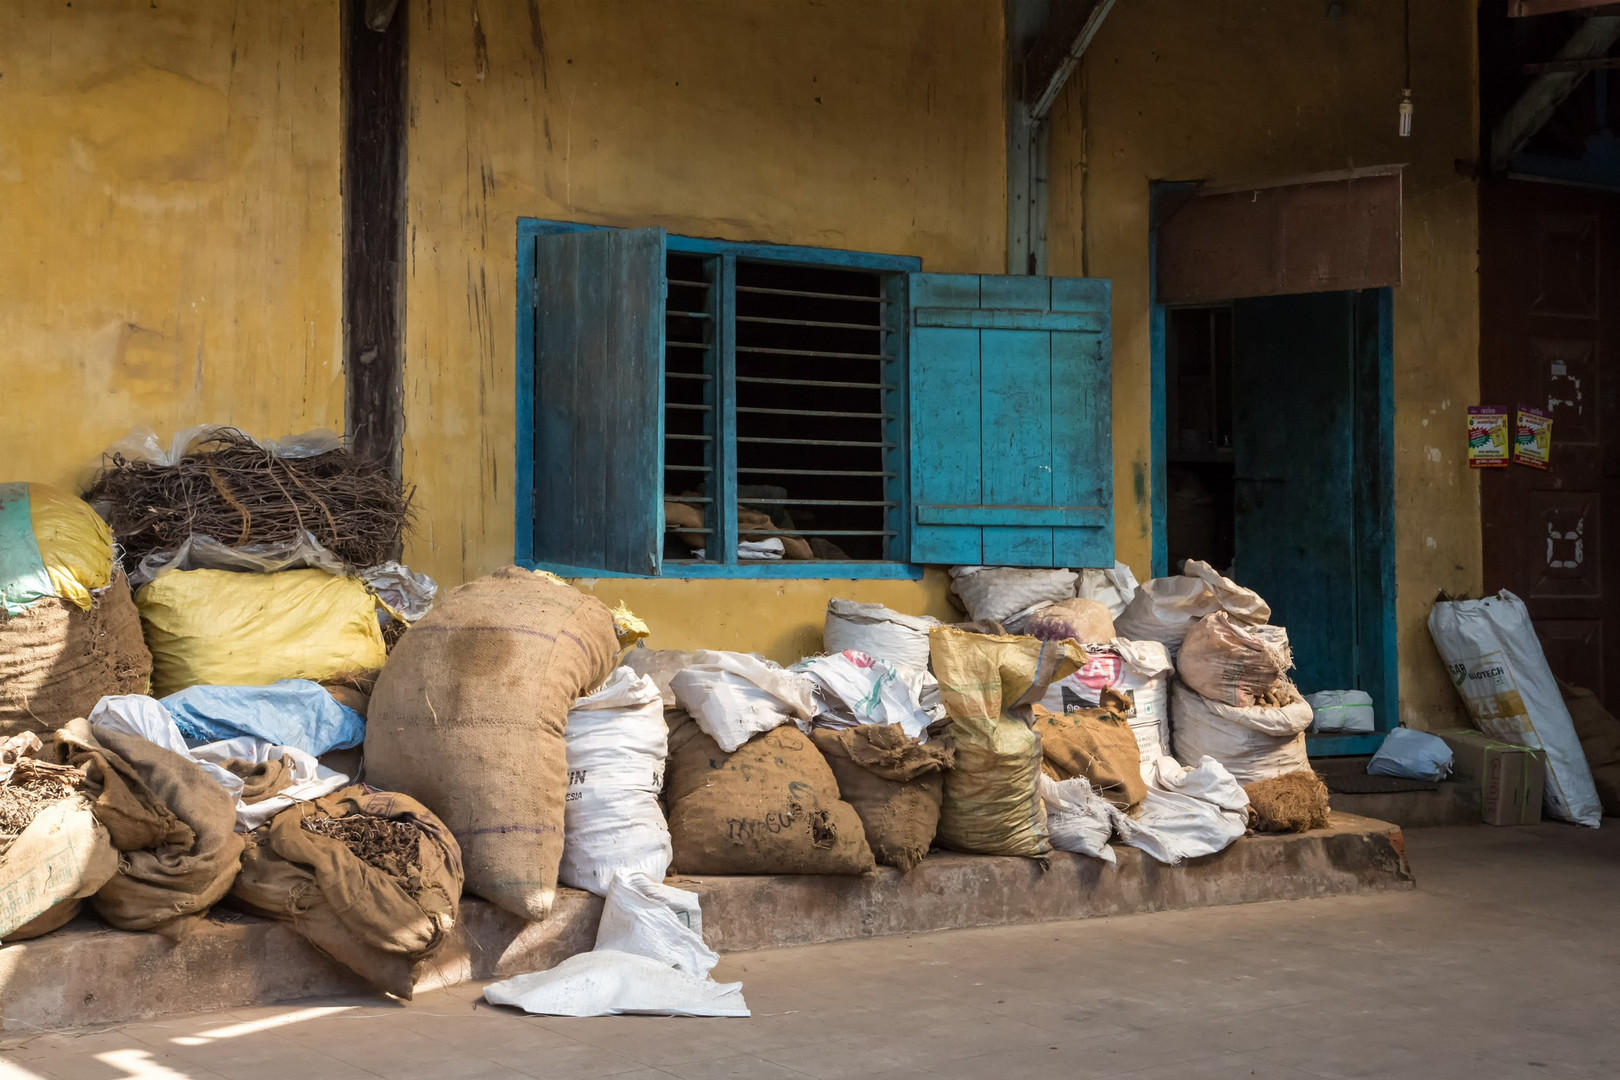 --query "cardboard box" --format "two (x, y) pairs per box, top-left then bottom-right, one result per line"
(1433, 729), (1546, 826)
